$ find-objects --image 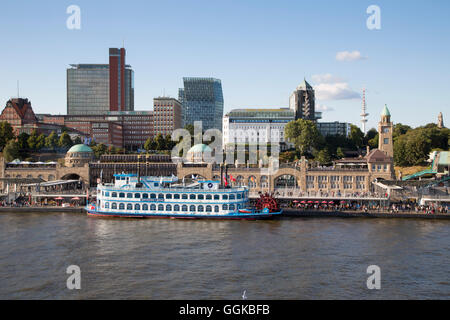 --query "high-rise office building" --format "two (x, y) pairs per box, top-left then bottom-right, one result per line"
(178, 77), (223, 130)
(109, 48), (134, 112)
(67, 48), (134, 115)
(153, 97), (182, 136)
(289, 79), (320, 121)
